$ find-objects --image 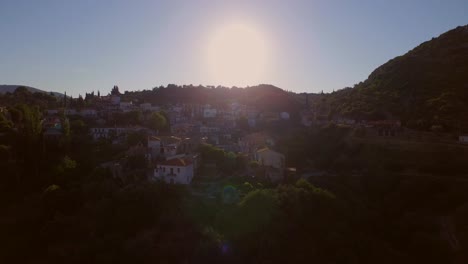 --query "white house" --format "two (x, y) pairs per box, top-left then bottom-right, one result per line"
(80, 109), (97, 117)
(140, 103), (152, 111)
(90, 127), (136, 140)
(254, 148), (285, 169)
(200, 126), (220, 134)
(459, 135), (468, 144)
(110, 95), (121, 105)
(154, 157), (194, 184)
(119, 101), (134, 112)
(203, 105), (217, 118)
(254, 148), (286, 183)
